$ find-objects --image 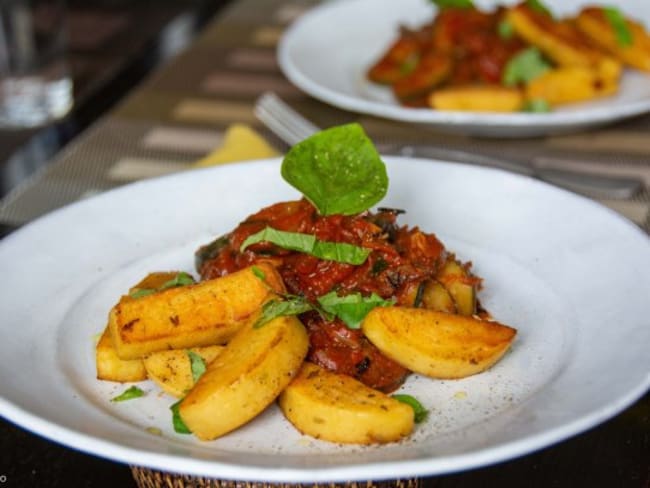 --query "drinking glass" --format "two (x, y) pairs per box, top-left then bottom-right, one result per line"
(0, 0), (72, 128)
